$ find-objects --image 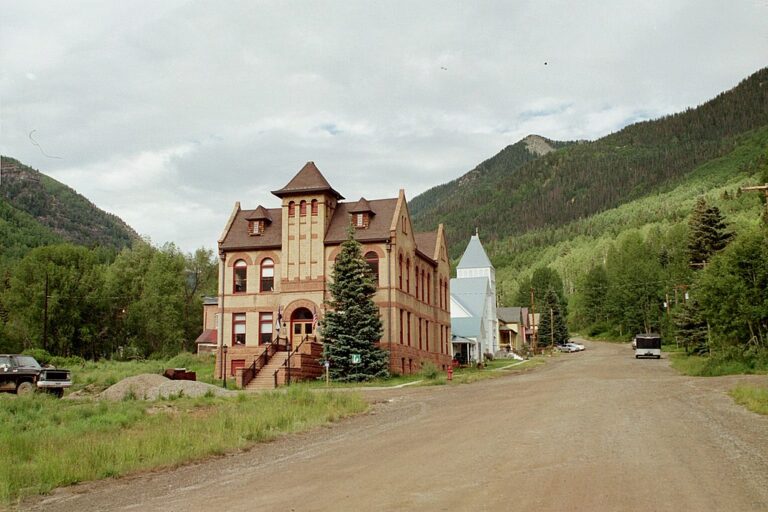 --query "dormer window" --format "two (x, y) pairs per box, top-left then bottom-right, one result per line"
(245, 205), (272, 235)
(249, 220), (265, 236)
(349, 197), (374, 230)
